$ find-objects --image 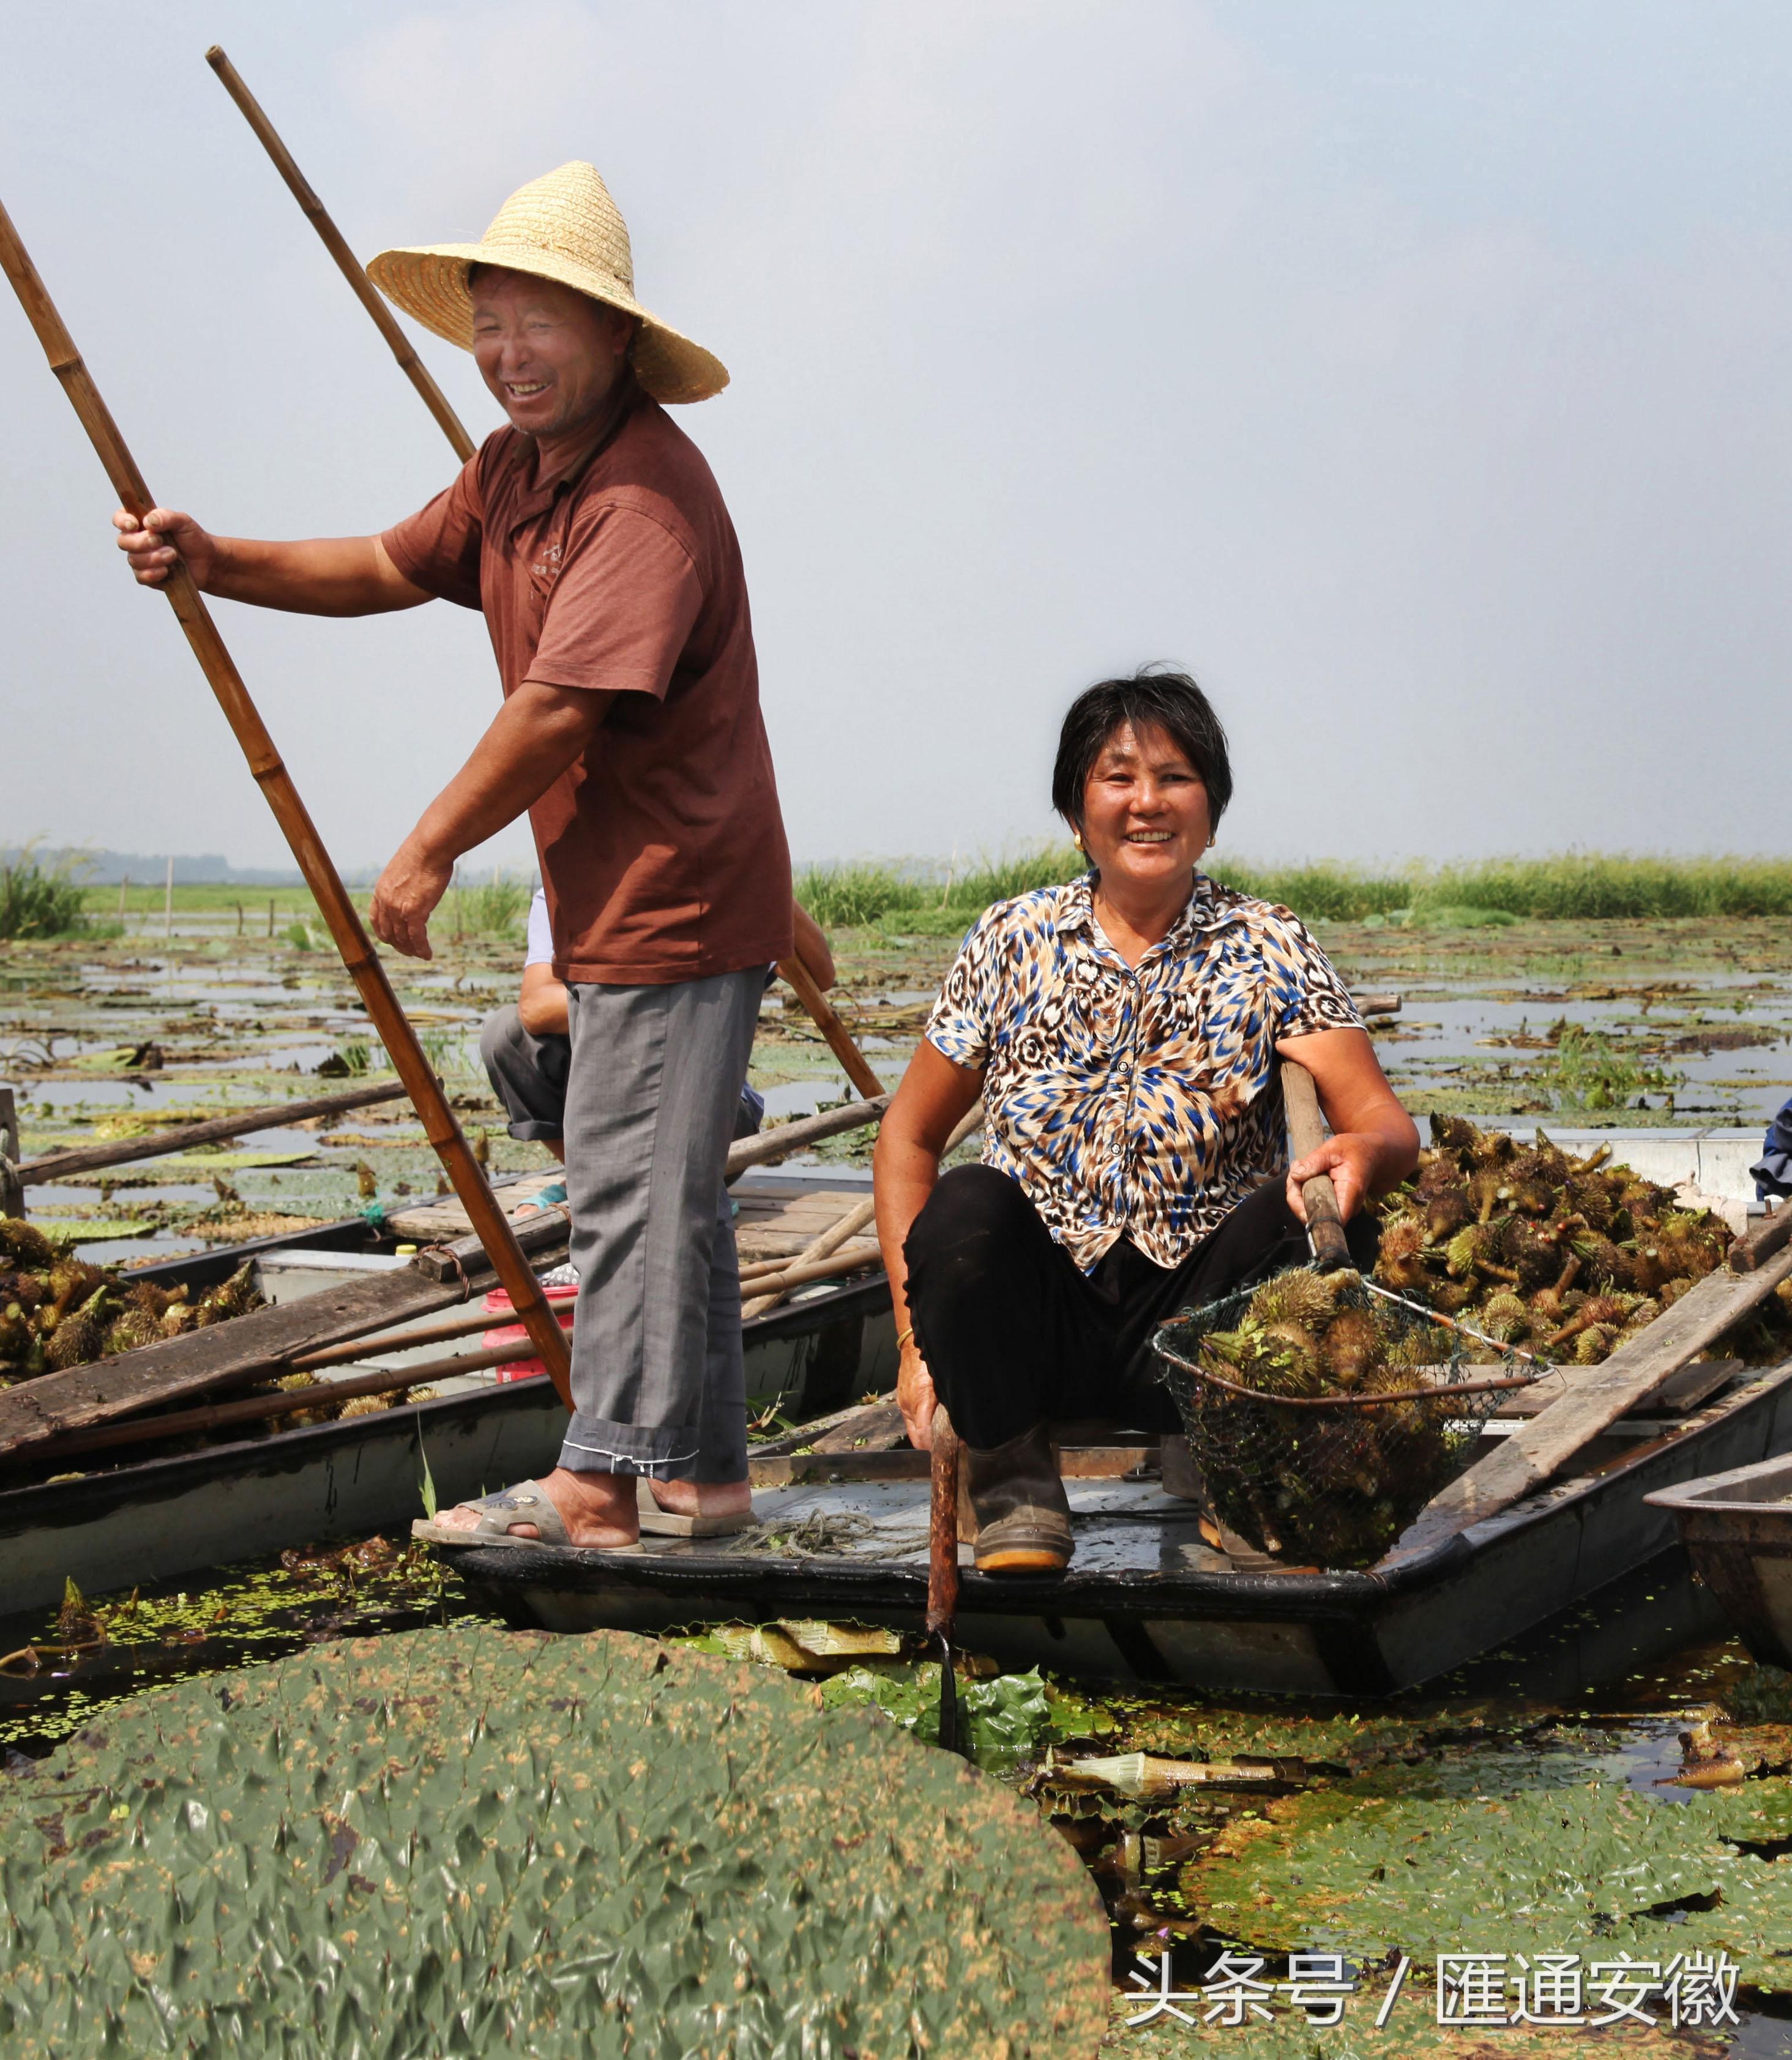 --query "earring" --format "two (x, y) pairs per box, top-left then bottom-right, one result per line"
(1070, 830), (1085, 851)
